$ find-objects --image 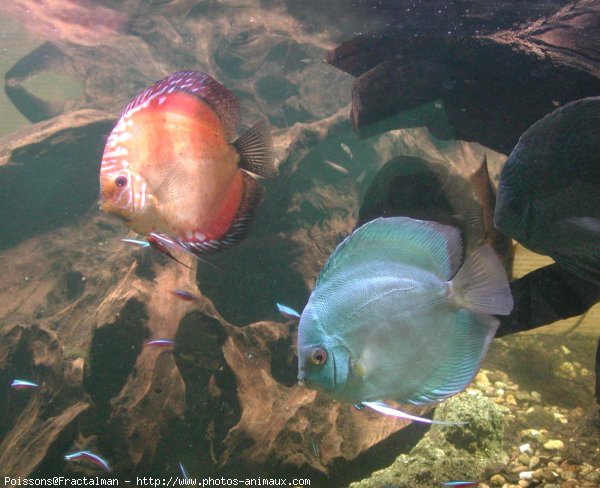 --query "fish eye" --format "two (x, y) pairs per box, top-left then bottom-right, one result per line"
(310, 348), (327, 366)
(115, 175), (128, 188)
